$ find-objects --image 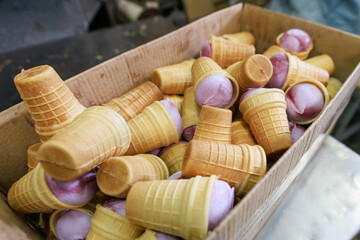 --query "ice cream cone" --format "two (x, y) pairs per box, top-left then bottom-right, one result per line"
(37, 106), (131, 181)
(164, 95), (183, 115)
(87, 204), (145, 240)
(14, 65), (86, 142)
(221, 31), (255, 45)
(192, 57), (240, 109)
(326, 77), (343, 100)
(7, 164), (84, 214)
(159, 142), (188, 175)
(304, 54), (335, 75)
(285, 79), (330, 125)
(152, 59), (195, 94)
(232, 120), (257, 146)
(125, 101), (179, 155)
(97, 154), (169, 198)
(27, 142), (41, 172)
(239, 89), (292, 156)
(276, 33), (313, 60)
(181, 87), (200, 129)
(193, 105), (232, 143)
(210, 35), (255, 68)
(126, 175), (216, 240)
(283, 53), (329, 90)
(262, 45), (286, 58)
(135, 229), (157, 240)
(227, 55), (273, 93)
(103, 81), (163, 122)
